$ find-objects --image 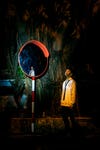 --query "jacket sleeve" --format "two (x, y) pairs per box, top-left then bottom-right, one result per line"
(71, 80), (77, 105)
